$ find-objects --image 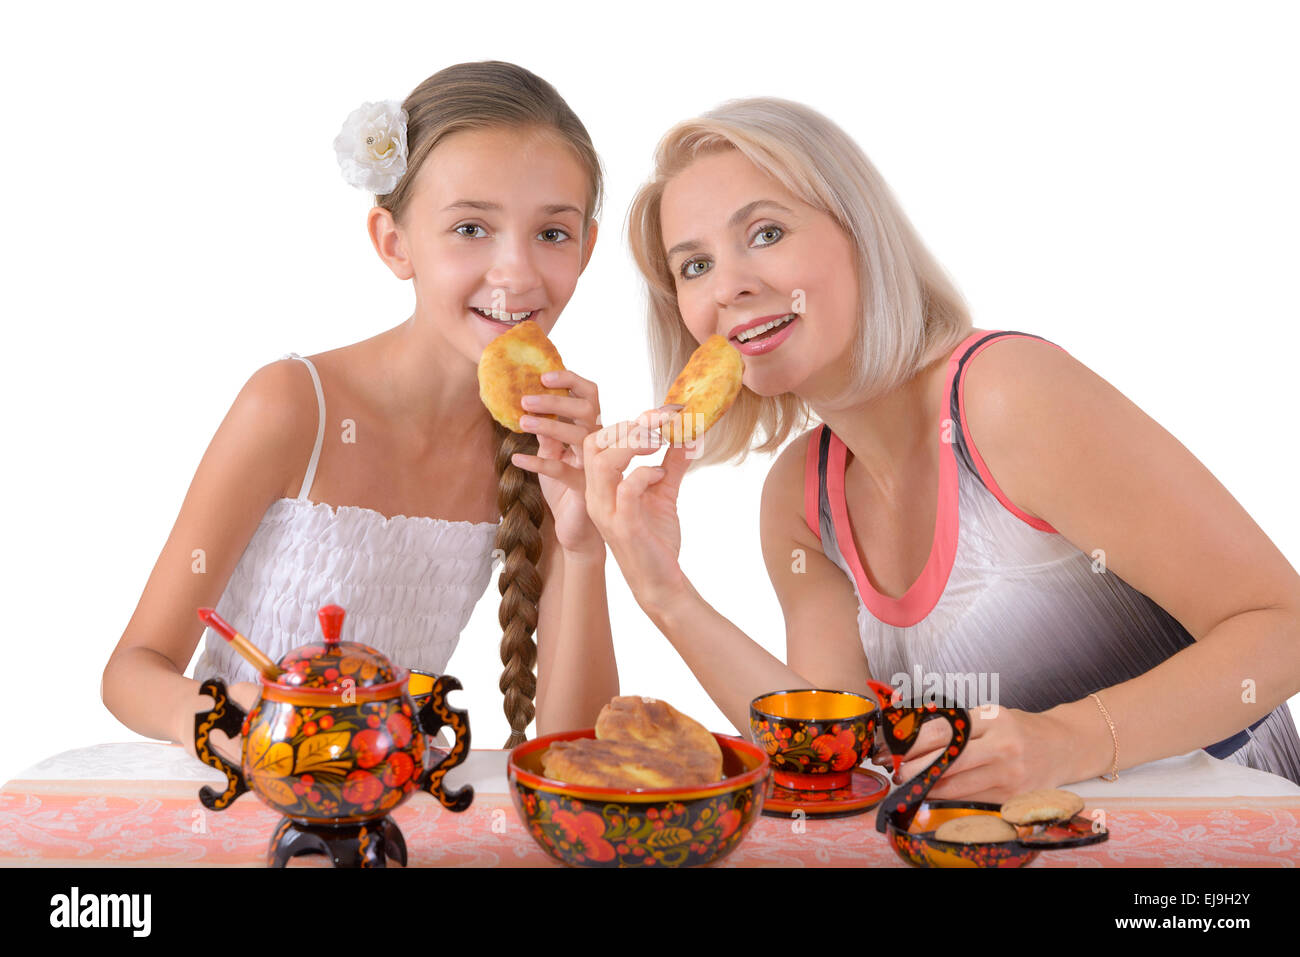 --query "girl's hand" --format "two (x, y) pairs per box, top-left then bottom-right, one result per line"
(891, 706), (1069, 803)
(513, 369), (604, 558)
(582, 407), (693, 609)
